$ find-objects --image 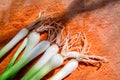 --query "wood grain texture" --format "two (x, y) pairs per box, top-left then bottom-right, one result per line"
(0, 0), (120, 80)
